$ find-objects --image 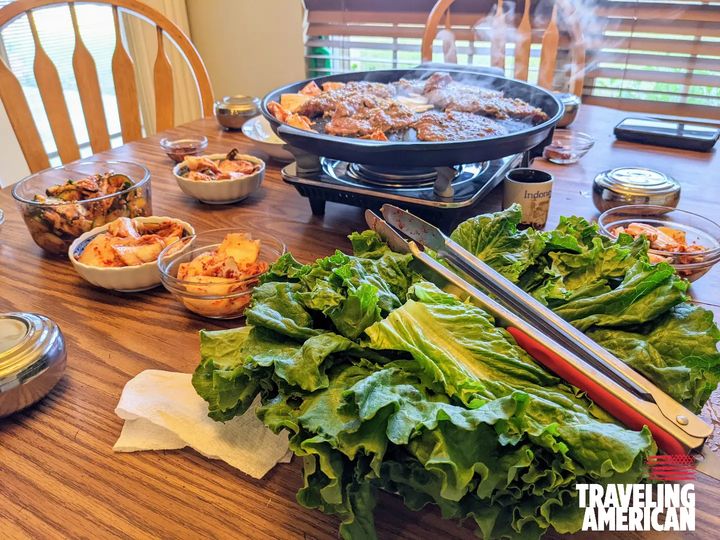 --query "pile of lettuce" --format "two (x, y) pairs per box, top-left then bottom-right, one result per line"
(191, 224), (692, 540)
(451, 205), (720, 413)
